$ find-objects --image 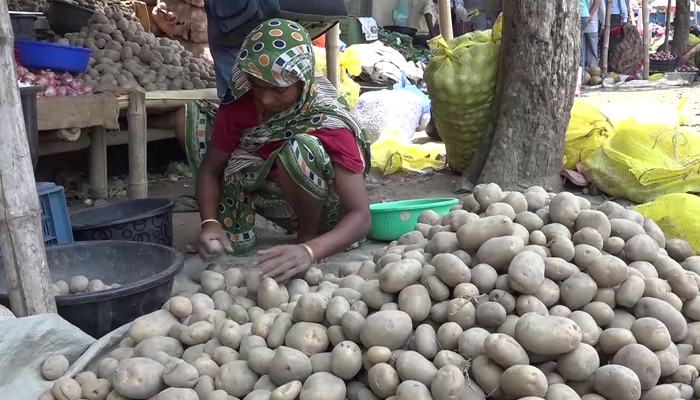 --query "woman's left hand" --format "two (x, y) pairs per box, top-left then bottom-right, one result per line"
(257, 244), (313, 282)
